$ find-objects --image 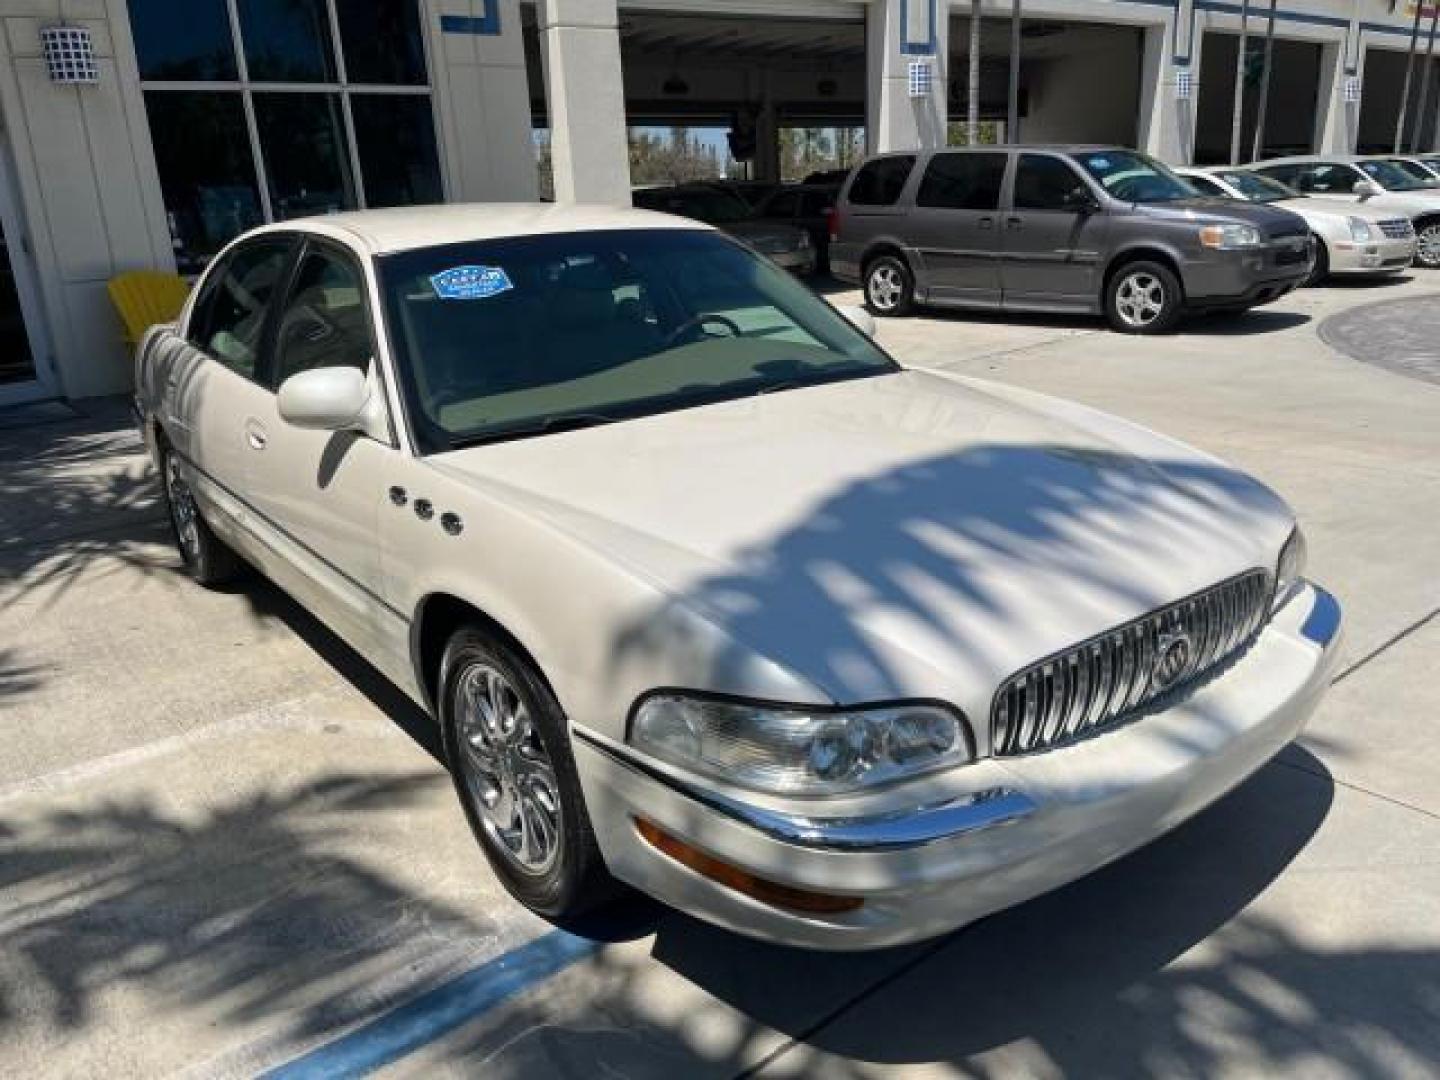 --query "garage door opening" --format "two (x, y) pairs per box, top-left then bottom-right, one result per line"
(1194, 32), (1323, 164)
(523, 5), (866, 195)
(1359, 46), (1440, 152)
(947, 17), (1145, 146)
